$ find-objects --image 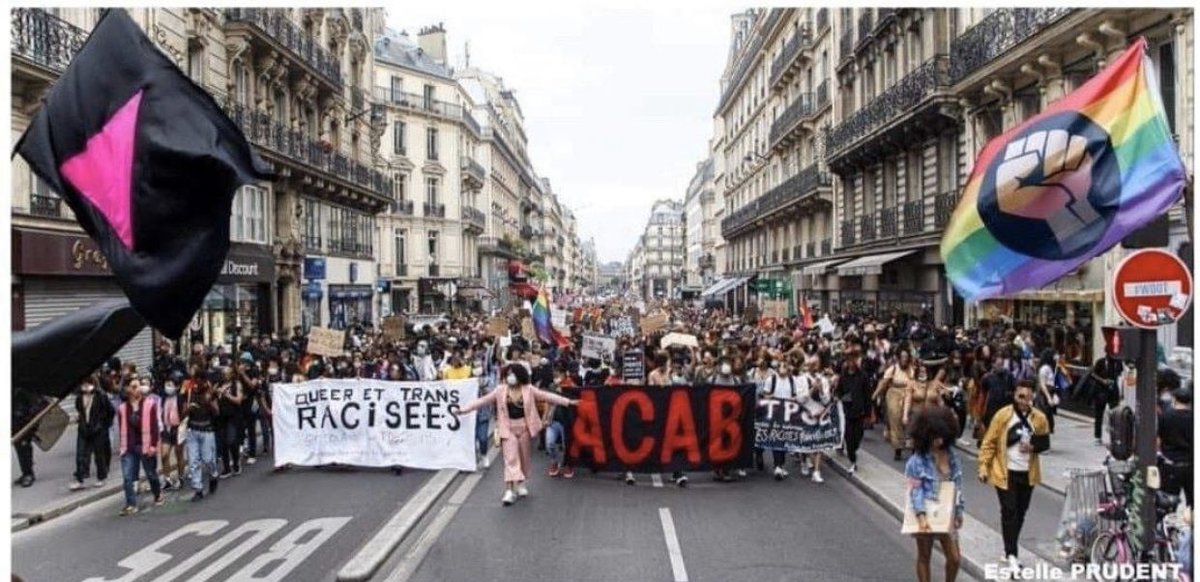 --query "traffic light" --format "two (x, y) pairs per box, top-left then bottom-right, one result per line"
(1101, 326), (1142, 360)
